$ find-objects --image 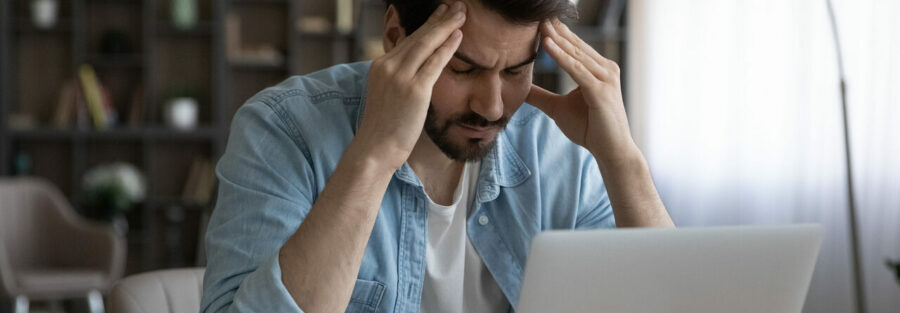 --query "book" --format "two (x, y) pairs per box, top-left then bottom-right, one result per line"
(336, 0), (354, 34)
(127, 85), (144, 127)
(182, 157), (203, 203)
(226, 12), (241, 60)
(100, 81), (118, 127)
(52, 79), (77, 128)
(78, 64), (109, 130)
(193, 159), (216, 205)
(74, 80), (90, 130)
(182, 157), (216, 205)
(296, 16), (331, 34)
